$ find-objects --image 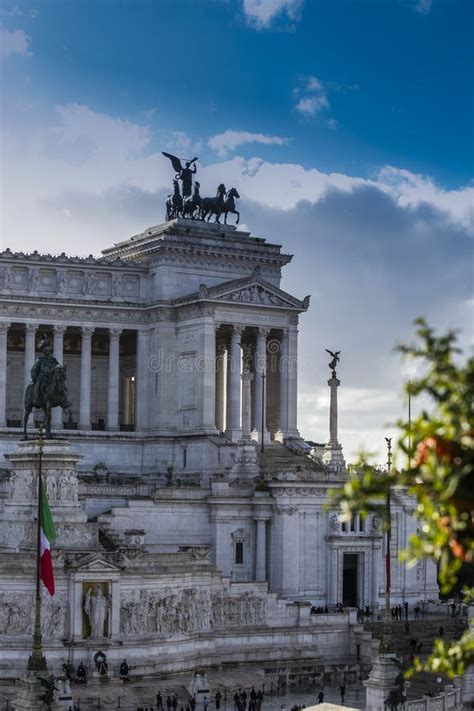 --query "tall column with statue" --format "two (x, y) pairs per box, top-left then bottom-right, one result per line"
(322, 349), (346, 470)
